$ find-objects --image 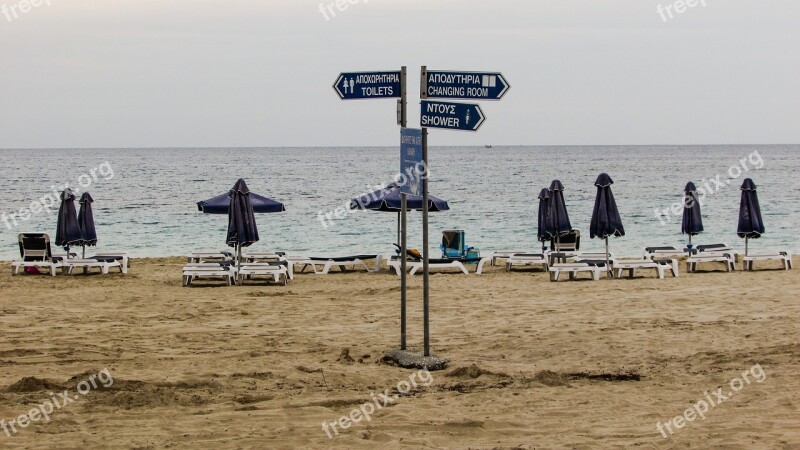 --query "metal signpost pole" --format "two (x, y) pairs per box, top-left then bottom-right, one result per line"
(399, 66), (408, 350)
(420, 66), (431, 357)
(421, 126), (430, 357)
